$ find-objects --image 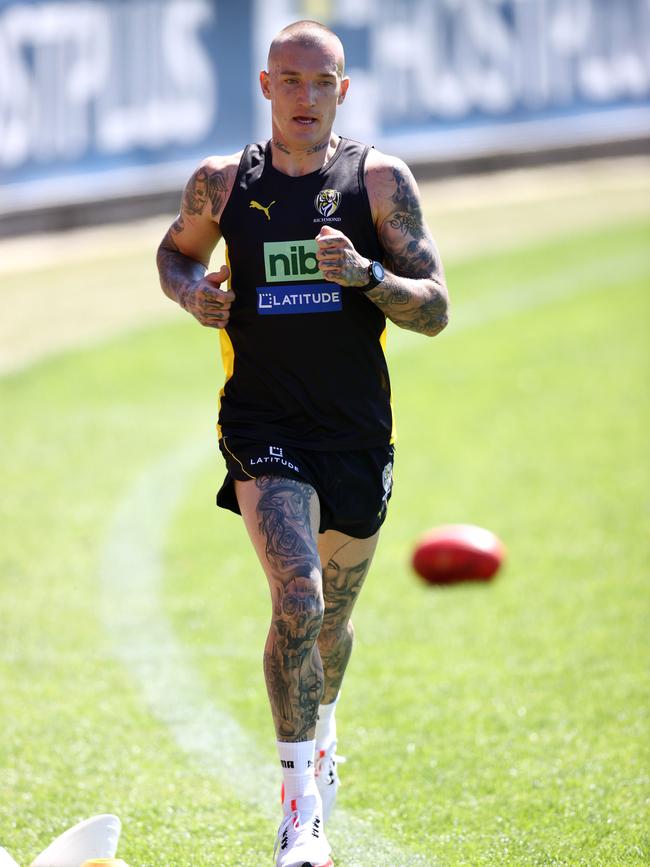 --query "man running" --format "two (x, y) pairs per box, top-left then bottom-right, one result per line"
(157, 19), (449, 867)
